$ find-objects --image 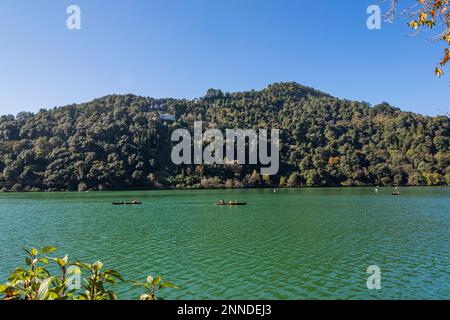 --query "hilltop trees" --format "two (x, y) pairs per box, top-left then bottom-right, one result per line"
(0, 83), (448, 191)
